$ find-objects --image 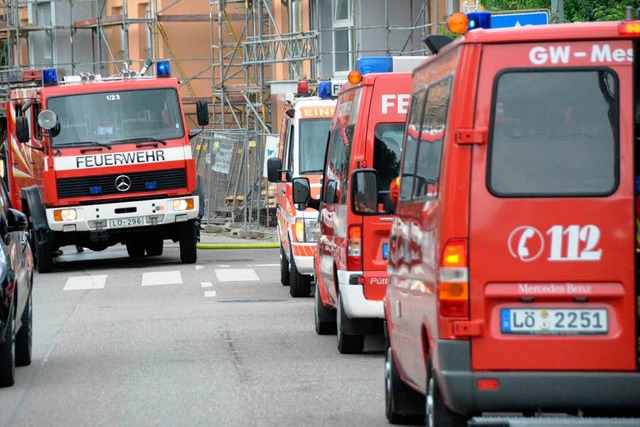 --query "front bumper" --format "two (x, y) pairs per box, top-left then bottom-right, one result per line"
(337, 269), (384, 319)
(46, 196), (199, 232)
(437, 340), (640, 415)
